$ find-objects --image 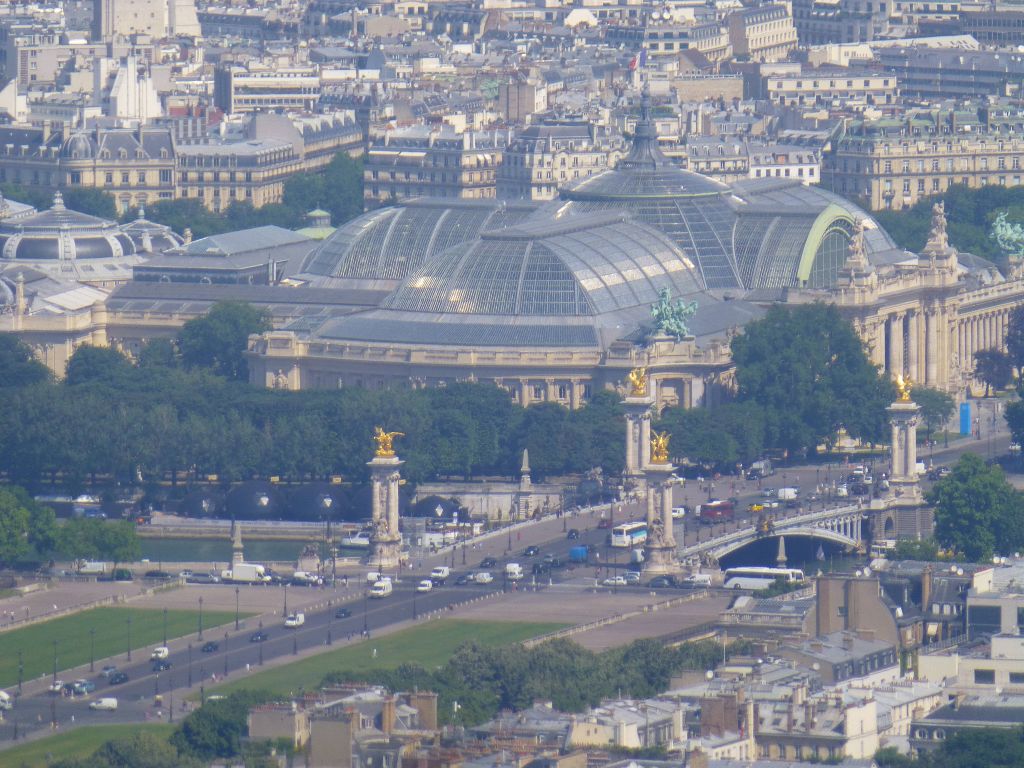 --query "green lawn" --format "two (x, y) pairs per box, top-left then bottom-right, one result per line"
(209, 619), (564, 698)
(0, 607), (242, 688)
(0, 724), (173, 768)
